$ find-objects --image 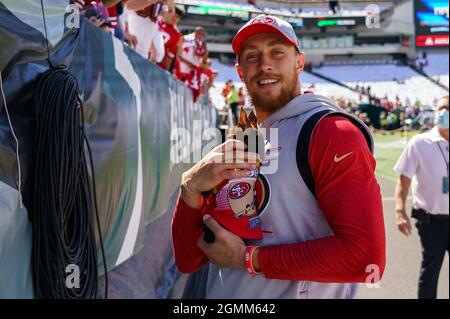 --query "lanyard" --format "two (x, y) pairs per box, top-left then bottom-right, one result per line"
(437, 142), (449, 177)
